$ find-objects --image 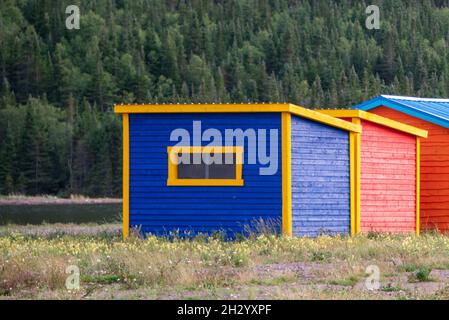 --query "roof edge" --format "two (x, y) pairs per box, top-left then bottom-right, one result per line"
(114, 103), (362, 133)
(114, 103), (291, 114)
(318, 109), (428, 138)
(381, 95), (449, 103)
(354, 96), (449, 129)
